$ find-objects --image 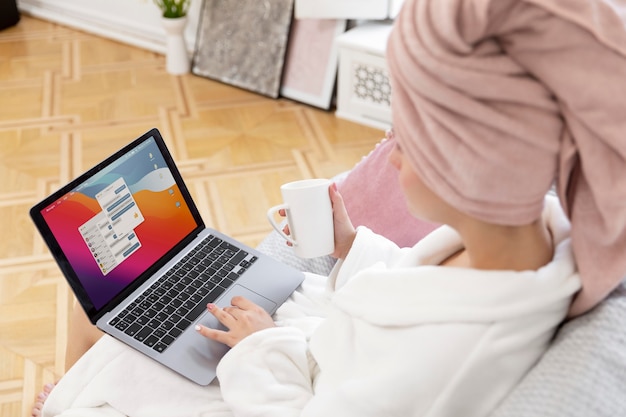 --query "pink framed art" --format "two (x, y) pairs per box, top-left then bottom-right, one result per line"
(280, 18), (347, 109)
